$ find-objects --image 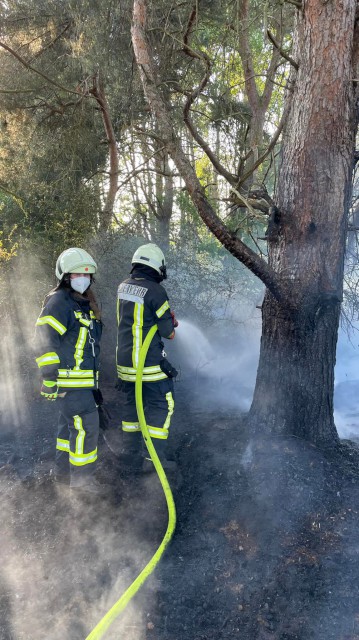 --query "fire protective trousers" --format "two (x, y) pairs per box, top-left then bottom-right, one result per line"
(55, 389), (99, 486)
(121, 378), (175, 462)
